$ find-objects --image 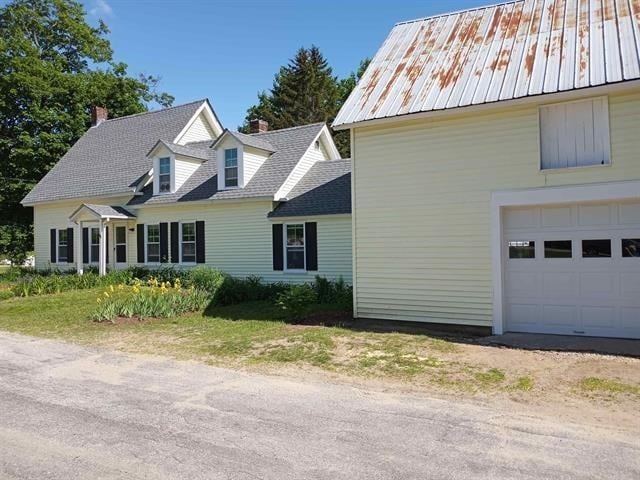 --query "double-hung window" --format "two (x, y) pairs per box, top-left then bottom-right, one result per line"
(158, 157), (171, 193)
(181, 222), (196, 263)
(147, 225), (160, 263)
(285, 224), (305, 270)
(57, 229), (68, 262)
(224, 148), (238, 187)
(90, 227), (100, 263)
(539, 97), (610, 170)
